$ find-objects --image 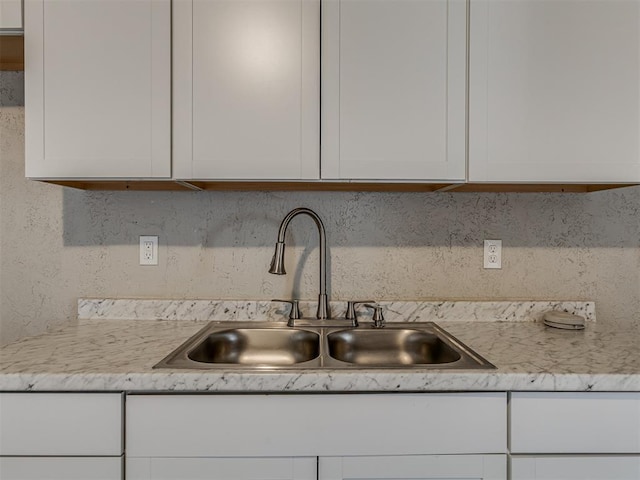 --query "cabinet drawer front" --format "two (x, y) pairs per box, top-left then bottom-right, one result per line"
(0, 456), (122, 480)
(127, 393), (506, 457)
(0, 393), (123, 455)
(320, 454), (507, 480)
(511, 456), (640, 480)
(127, 456), (316, 480)
(510, 393), (640, 454)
